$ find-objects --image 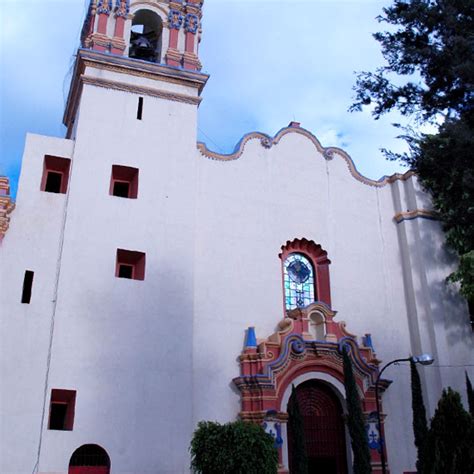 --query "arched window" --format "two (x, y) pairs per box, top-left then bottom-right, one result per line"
(284, 253), (316, 309)
(280, 238), (332, 310)
(69, 444), (110, 474)
(129, 9), (163, 63)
